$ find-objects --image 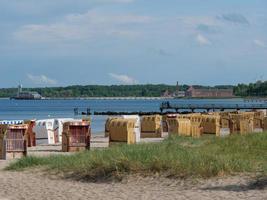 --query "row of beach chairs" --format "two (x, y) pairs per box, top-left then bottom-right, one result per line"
(0, 119), (91, 159)
(107, 111), (267, 144)
(0, 111), (266, 160)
